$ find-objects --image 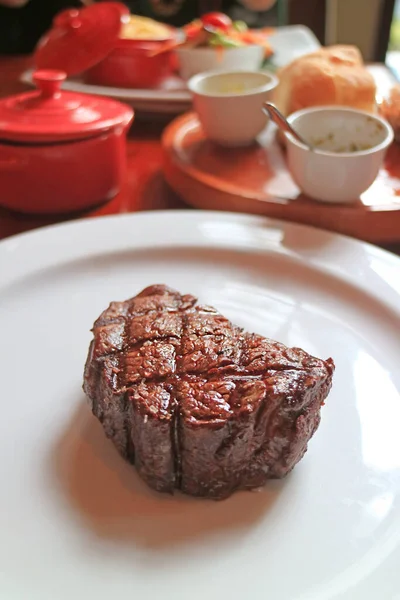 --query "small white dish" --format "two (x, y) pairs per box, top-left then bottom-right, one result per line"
(176, 44), (264, 81)
(266, 25), (320, 69)
(285, 106), (394, 204)
(188, 70), (278, 147)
